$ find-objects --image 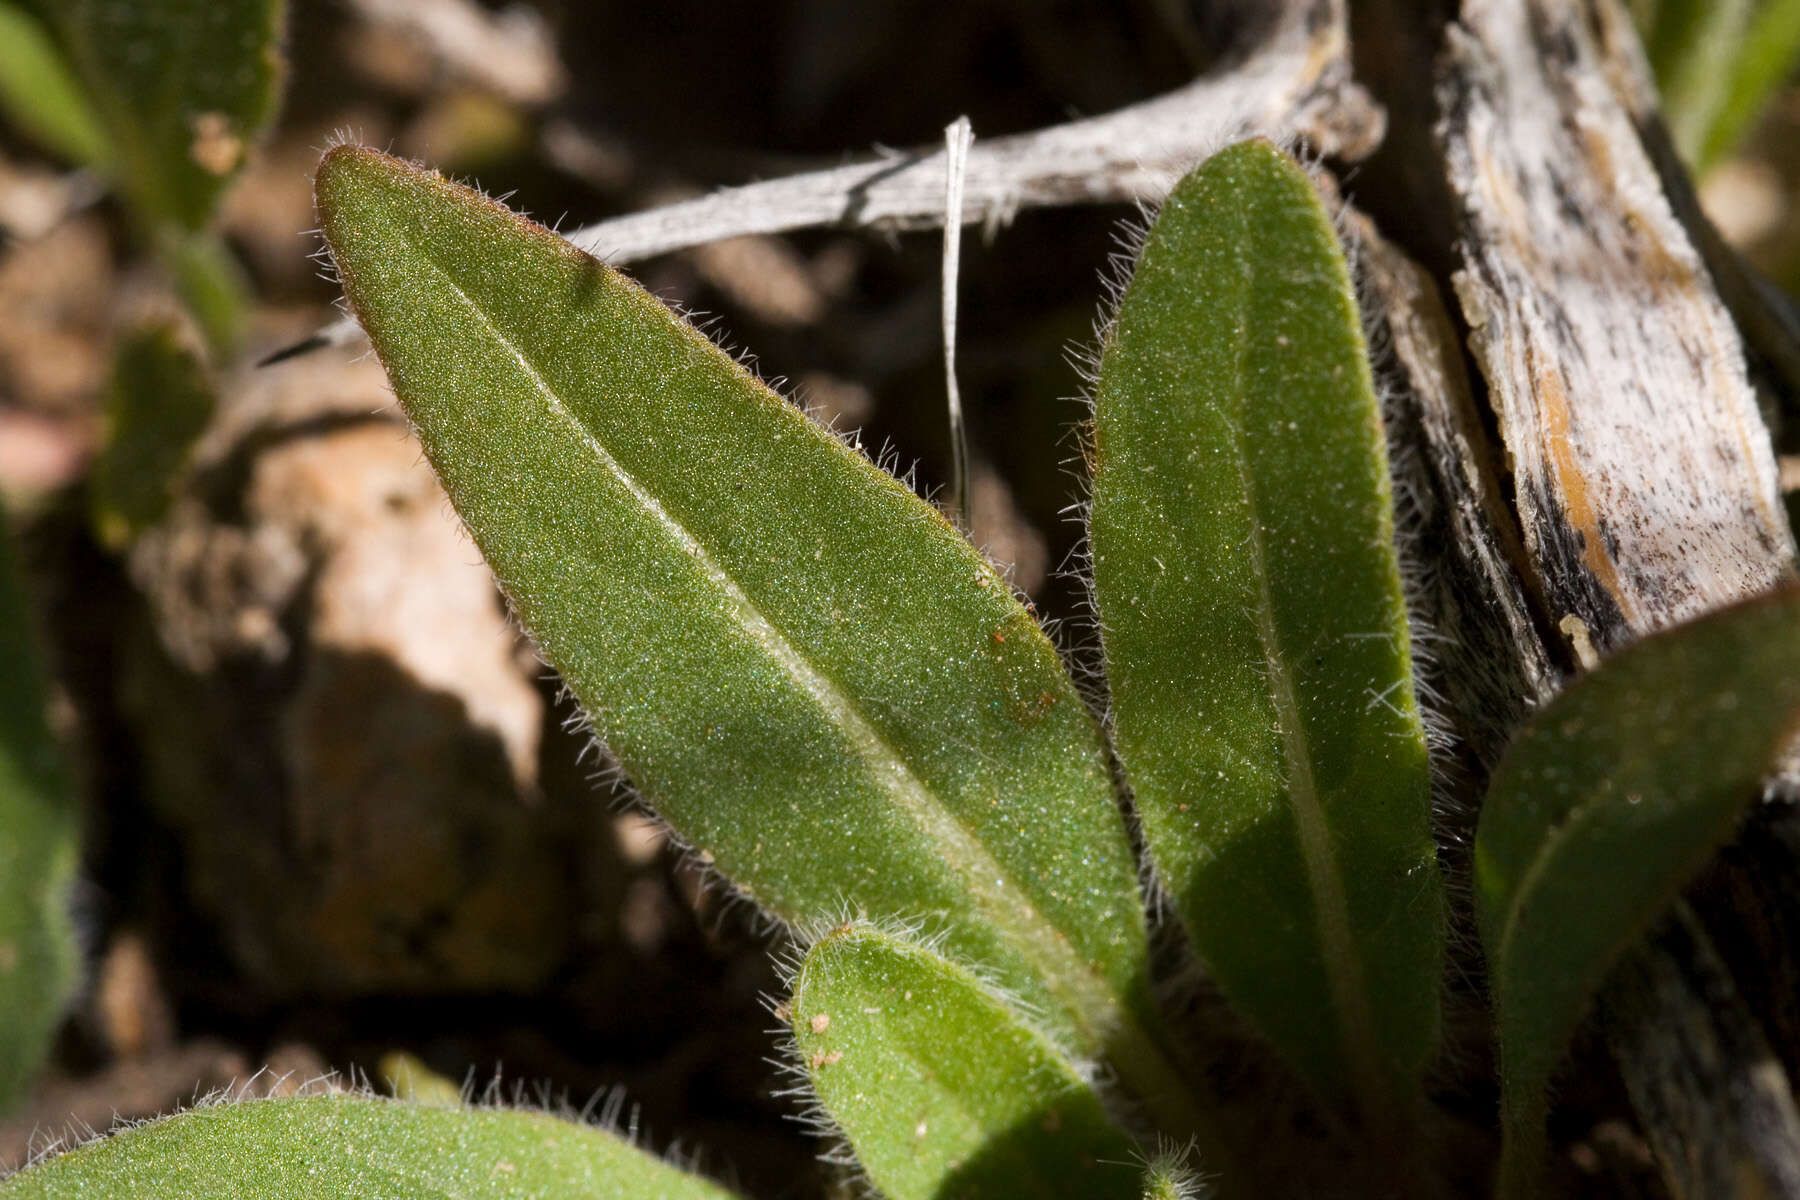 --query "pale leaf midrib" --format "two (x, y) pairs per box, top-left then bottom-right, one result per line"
(396, 241), (1130, 1048)
(1492, 769), (1677, 1026)
(1219, 210), (1385, 1102)
(1491, 793), (1584, 996)
(1493, 632), (1800, 981)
